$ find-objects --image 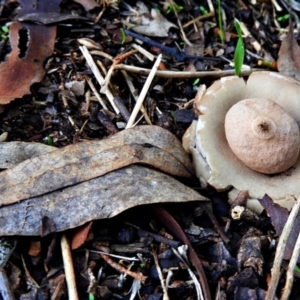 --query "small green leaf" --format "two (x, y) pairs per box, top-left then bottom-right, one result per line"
(170, 111), (177, 127)
(120, 28), (126, 44)
(234, 19), (244, 76)
(89, 293), (95, 300)
(295, 265), (300, 275)
(46, 136), (53, 146)
(277, 14), (290, 22)
(166, 3), (183, 14)
(193, 78), (200, 86)
(199, 6), (208, 15)
(1, 26), (8, 33)
(234, 19), (242, 38)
